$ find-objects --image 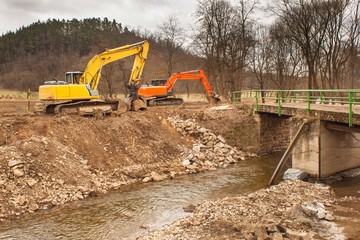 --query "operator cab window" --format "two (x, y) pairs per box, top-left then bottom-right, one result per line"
(73, 74), (80, 84)
(65, 72), (82, 84)
(65, 74), (72, 84)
